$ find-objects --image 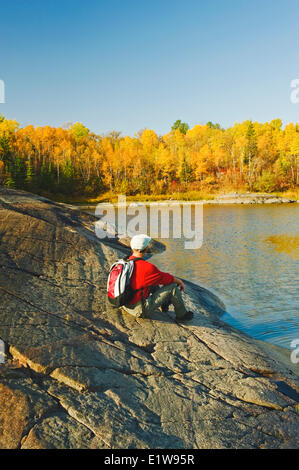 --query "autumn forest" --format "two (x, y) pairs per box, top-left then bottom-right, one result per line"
(0, 115), (298, 201)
